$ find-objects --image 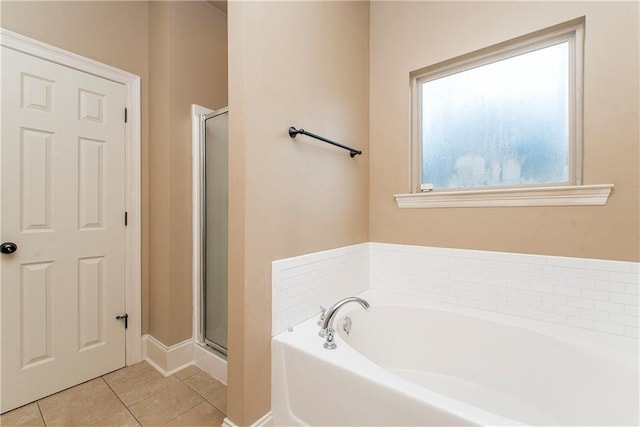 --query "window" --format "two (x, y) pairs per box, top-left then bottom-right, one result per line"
(396, 17), (611, 208)
(421, 42), (570, 189)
